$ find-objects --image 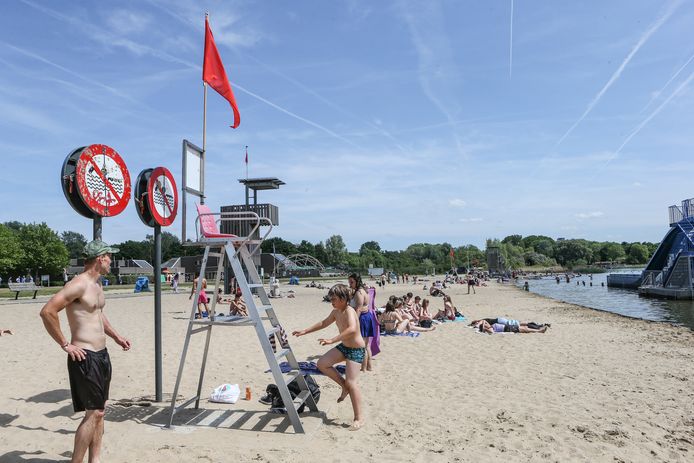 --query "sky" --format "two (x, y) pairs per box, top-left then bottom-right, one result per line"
(1, 0), (694, 252)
